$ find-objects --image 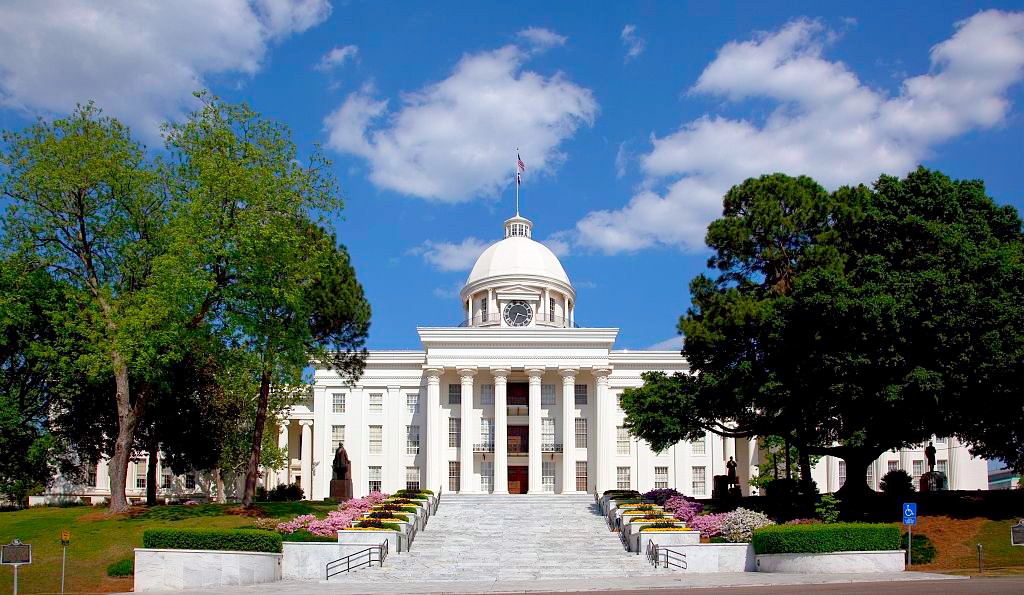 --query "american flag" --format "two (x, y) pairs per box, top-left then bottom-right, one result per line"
(517, 153), (526, 185)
